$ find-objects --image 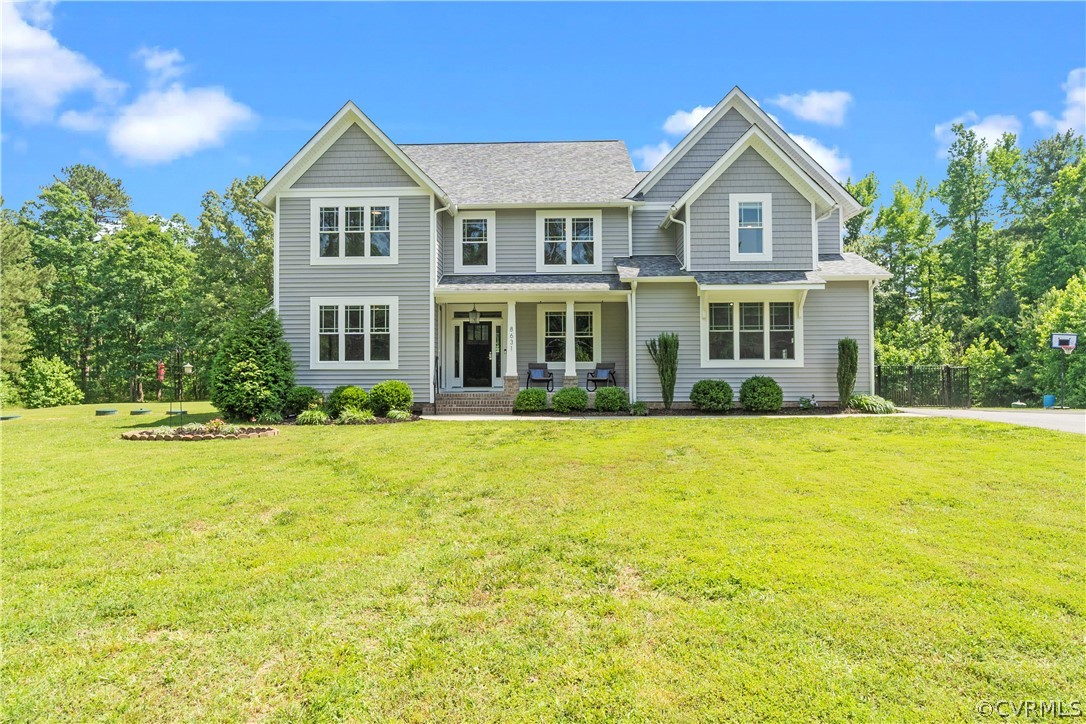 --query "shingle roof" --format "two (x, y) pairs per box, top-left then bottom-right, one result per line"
(818, 253), (891, 278)
(613, 255), (684, 279)
(437, 273), (628, 292)
(401, 141), (641, 206)
(612, 256), (823, 285)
